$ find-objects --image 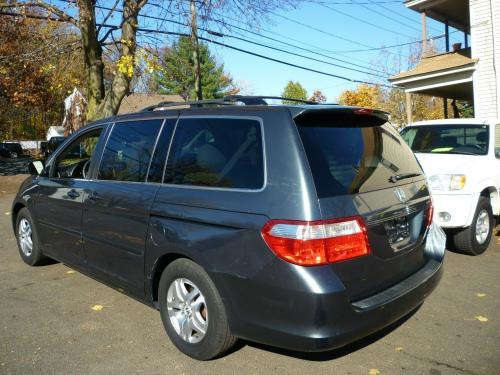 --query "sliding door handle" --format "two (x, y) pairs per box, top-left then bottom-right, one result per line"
(67, 189), (80, 199)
